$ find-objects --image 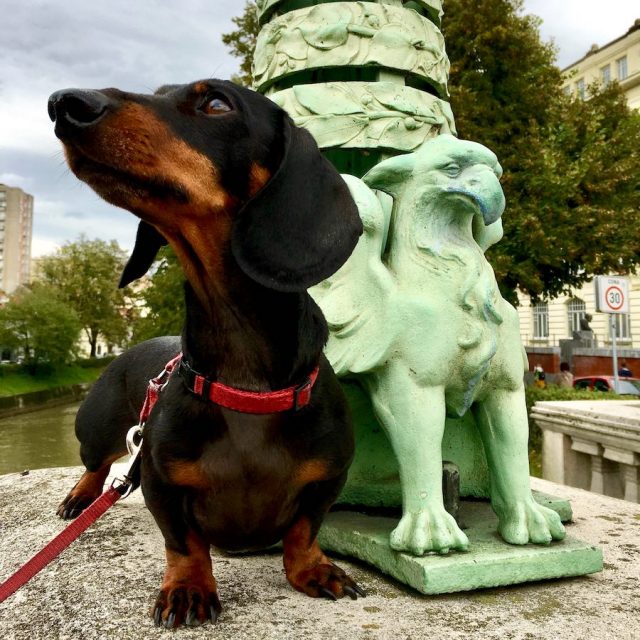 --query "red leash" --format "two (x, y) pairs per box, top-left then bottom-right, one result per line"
(0, 486), (124, 603)
(0, 355), (180, 605)
(0, 352), (319, 603)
